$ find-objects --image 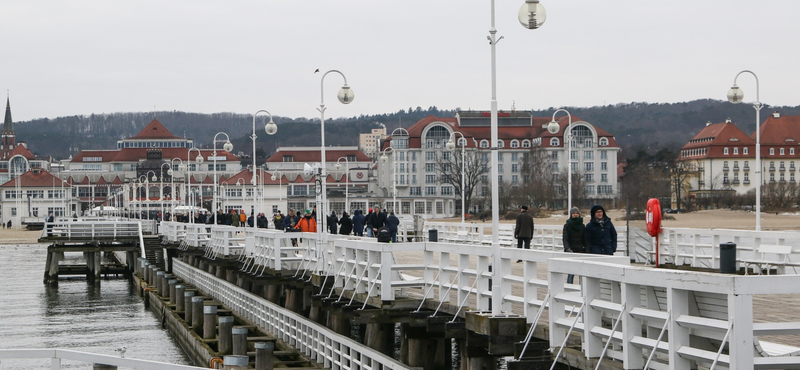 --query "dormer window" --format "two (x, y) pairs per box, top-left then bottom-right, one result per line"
(744, 147), (749, 155)
(599, 138), (609, 146)
(522, 140), (531, 148)
(733, 147), (739, 155)
(480, 139), (489, 148)
(550, 138), (560, 146)
(724, 147), (729, 155)
(510, 140), (519, 148)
